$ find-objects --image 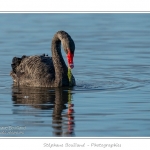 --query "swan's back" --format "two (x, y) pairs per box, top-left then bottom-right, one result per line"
(10, 55), (55, 87)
